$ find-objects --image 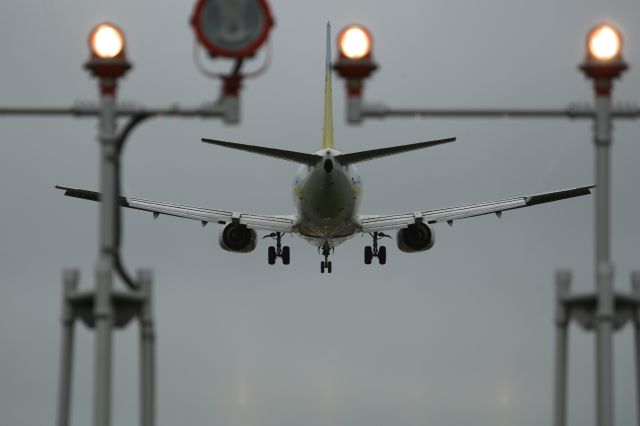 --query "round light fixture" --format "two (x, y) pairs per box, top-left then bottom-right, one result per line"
(191, 0), (274, 58)
(338, 25), (372, 59)
(587, 23), (622, 61)
(90, 23), (125, 59)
